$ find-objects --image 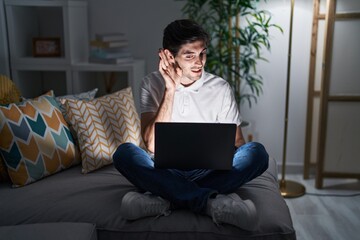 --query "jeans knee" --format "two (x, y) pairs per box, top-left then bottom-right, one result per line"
(241, 142), (269, 171)
(250, 142), (269, 171)
(112, 142), (136, 168)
